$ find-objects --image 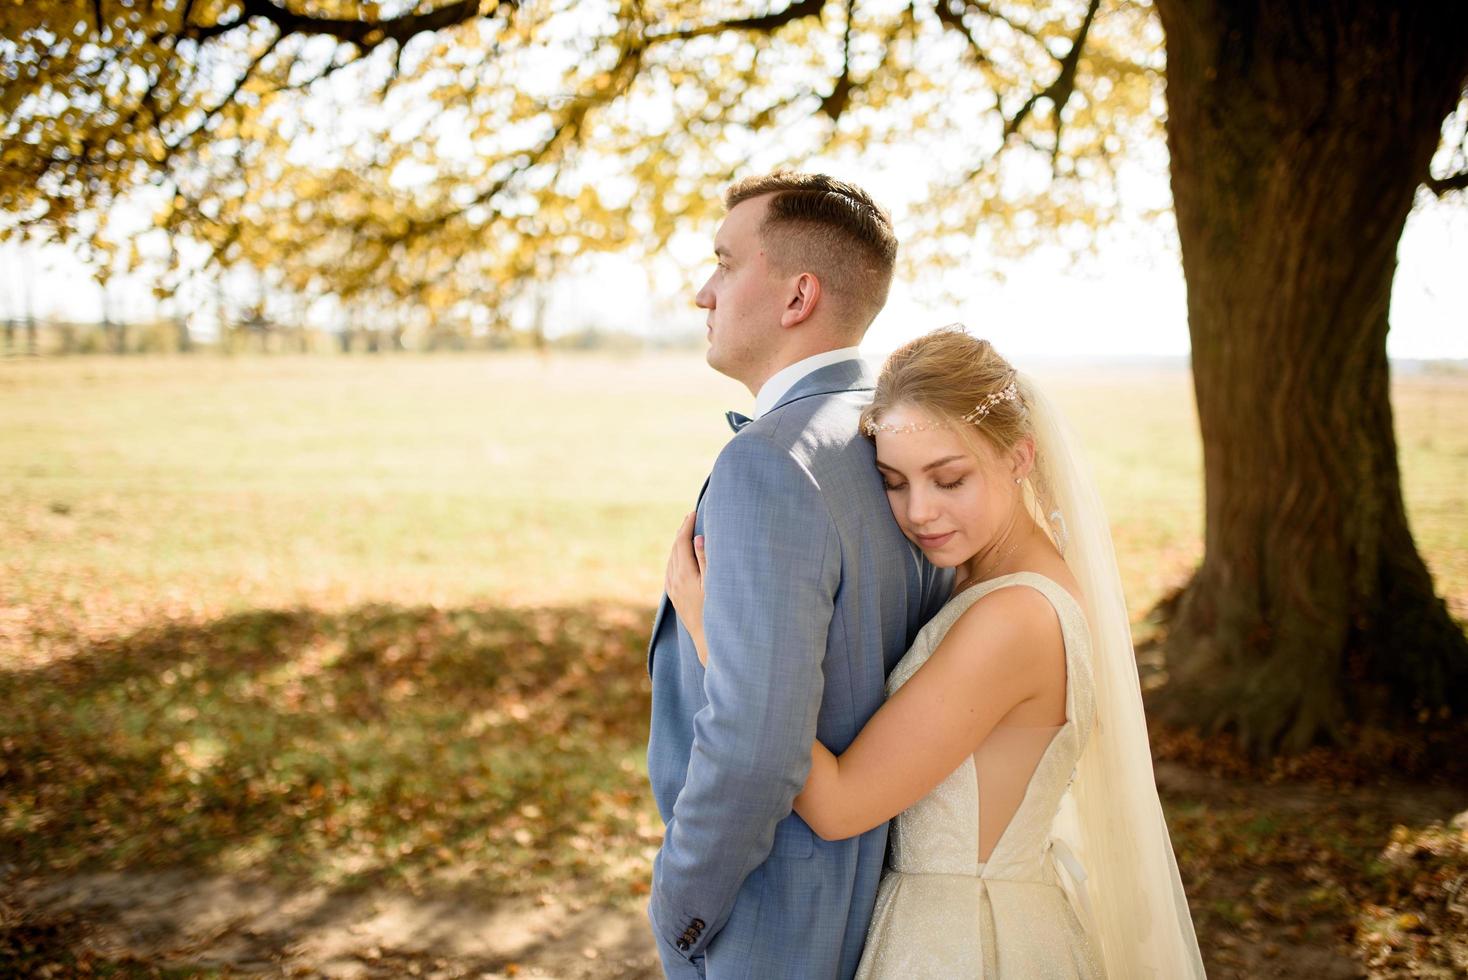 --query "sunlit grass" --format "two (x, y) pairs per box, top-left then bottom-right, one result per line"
(3, 354), (1461, 636)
